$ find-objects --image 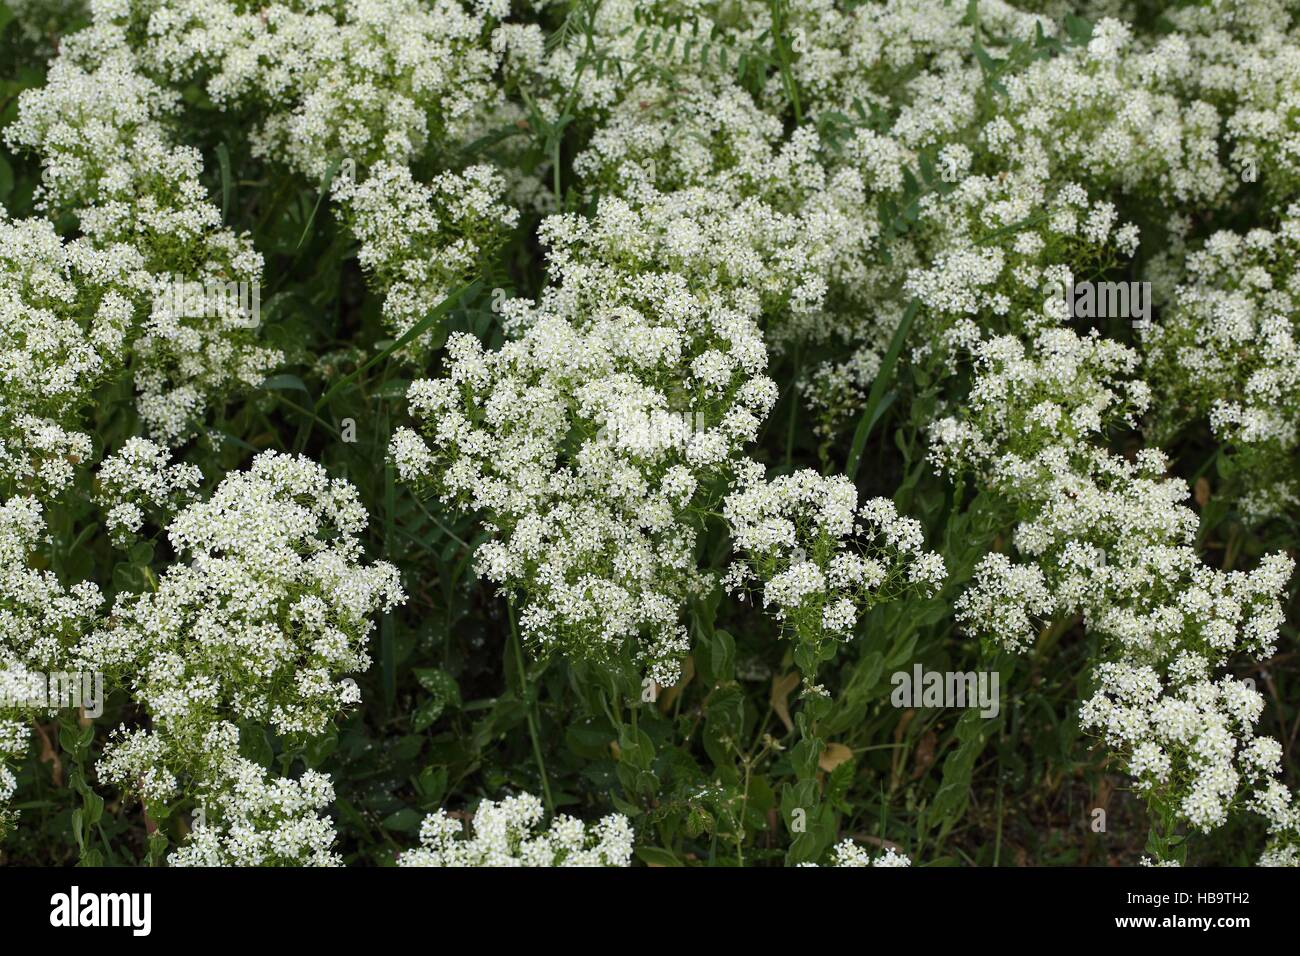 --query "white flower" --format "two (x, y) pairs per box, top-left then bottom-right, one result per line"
(399, 793), (633, 867)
